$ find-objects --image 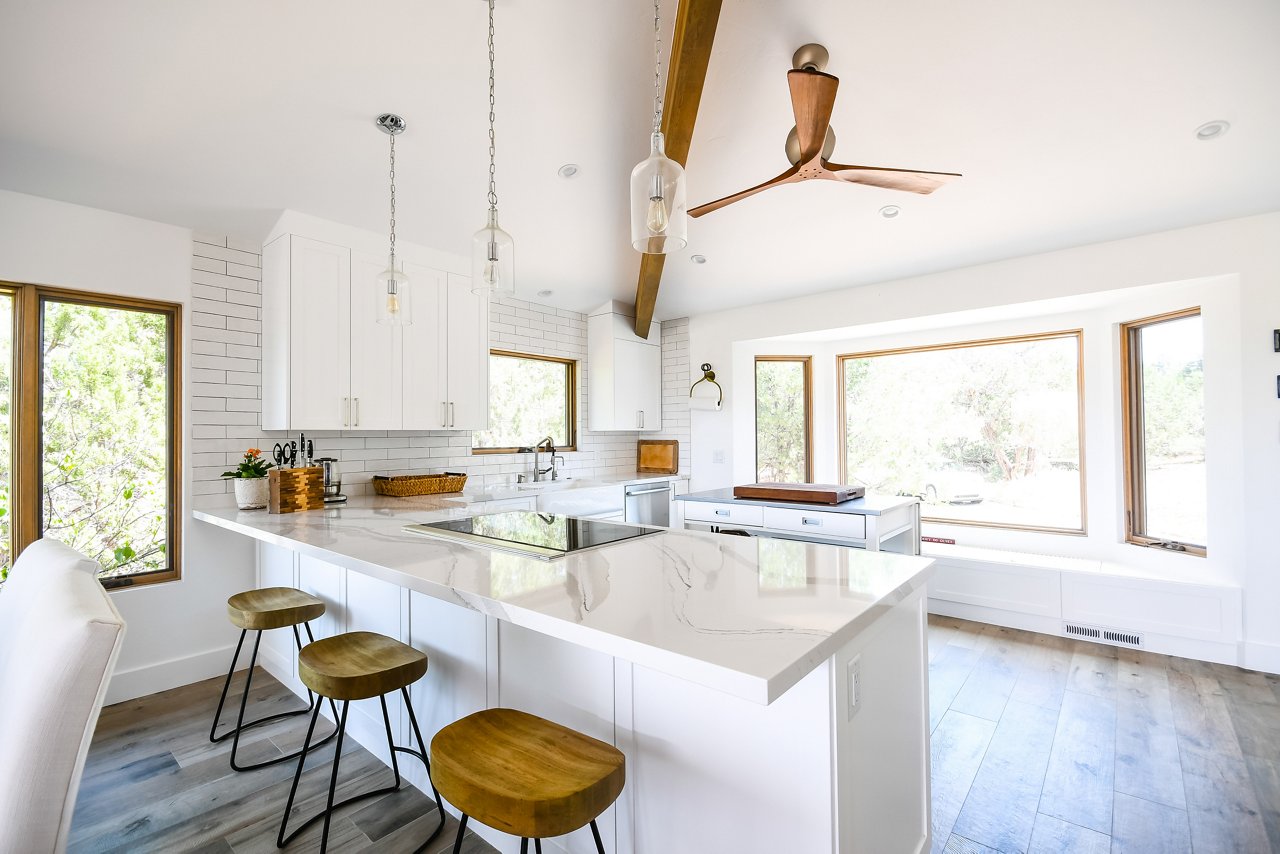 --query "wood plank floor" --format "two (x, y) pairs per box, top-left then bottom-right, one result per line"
(930, 615), (1280, 854)
(70, 671), (494, 853)
(72, 618), (1280, 852)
